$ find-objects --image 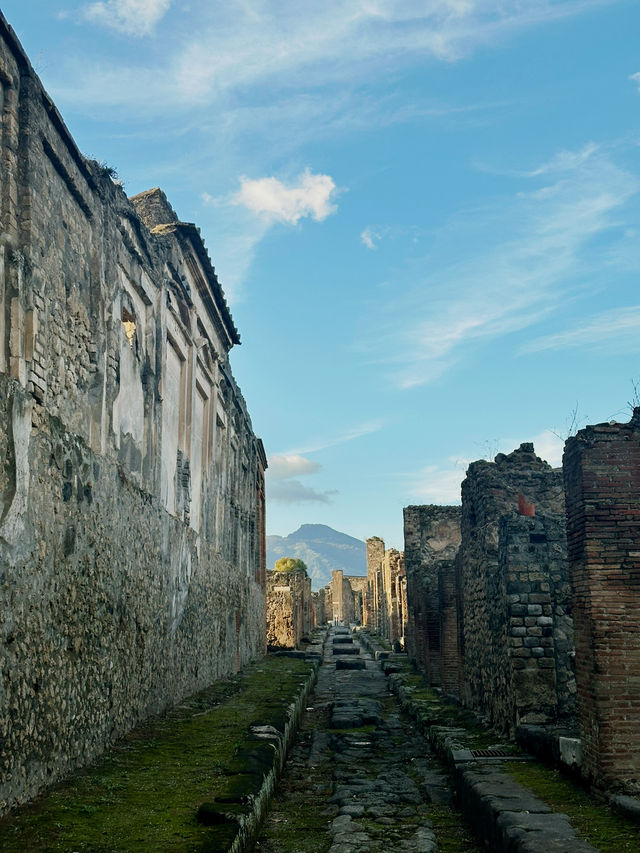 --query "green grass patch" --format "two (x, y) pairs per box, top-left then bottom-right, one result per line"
(505, 762), (640, 852)
(0, 657), (315, 853)
(429, 804), (485, 852)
